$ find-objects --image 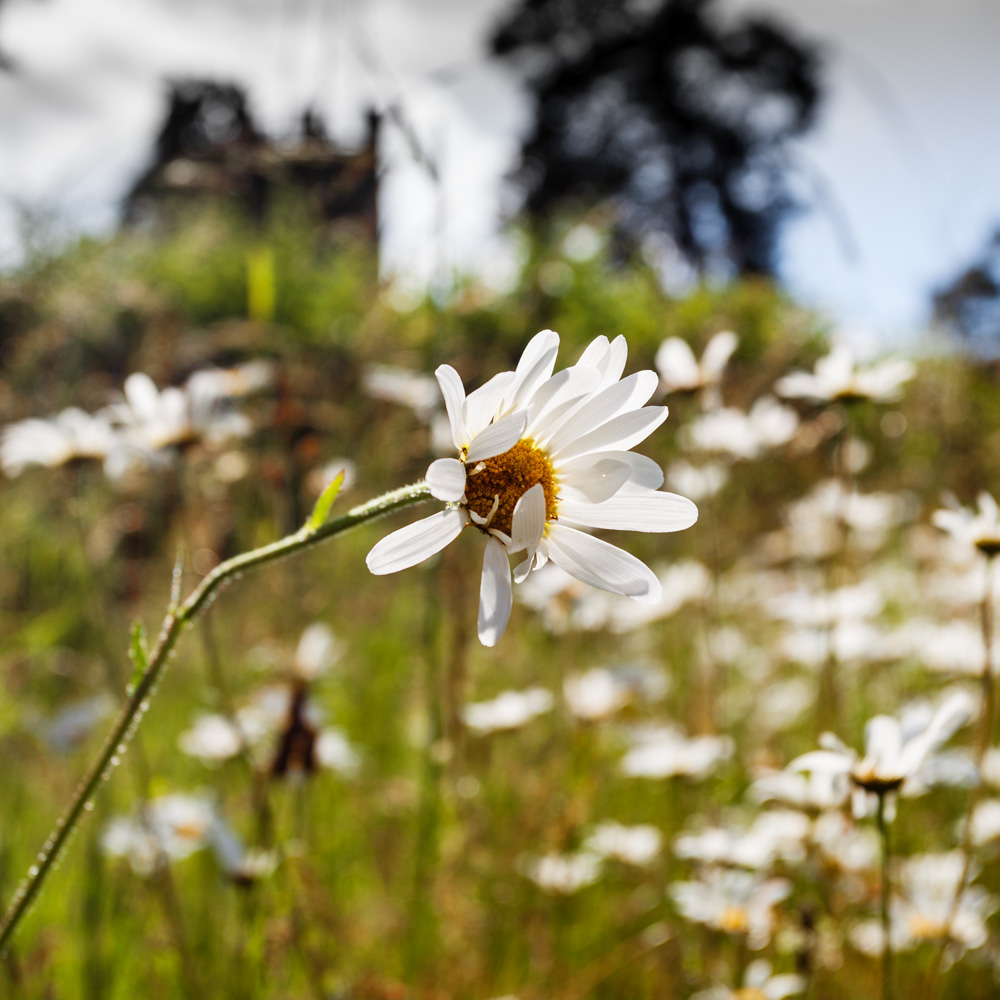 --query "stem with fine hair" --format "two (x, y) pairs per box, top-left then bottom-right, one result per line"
(0, 481), (432, 954)
(876, 792), (894, 1000)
